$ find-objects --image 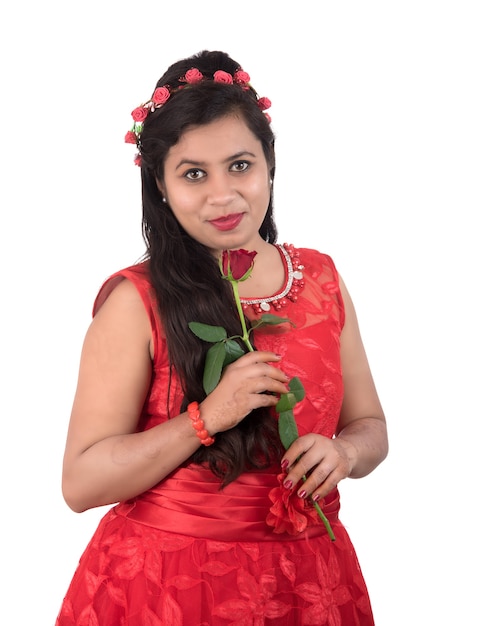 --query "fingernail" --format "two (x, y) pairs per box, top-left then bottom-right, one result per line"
(297, 490), (307, 499)
(281, 459), (289, 470)
(312, 494), (320, 503)
(283, 480), (293, 490)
